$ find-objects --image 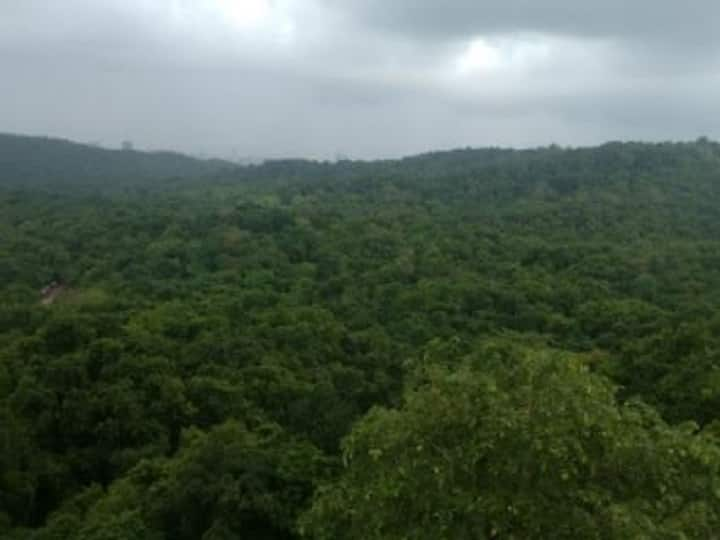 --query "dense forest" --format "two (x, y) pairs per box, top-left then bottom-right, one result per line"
(3, 136), (720, 538)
